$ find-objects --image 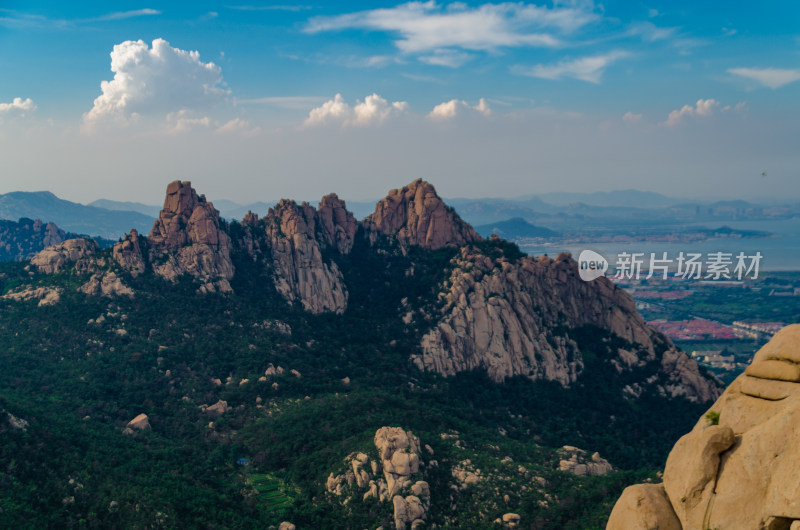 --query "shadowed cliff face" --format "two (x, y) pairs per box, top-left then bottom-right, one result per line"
(27, 178), (720, 403)
(608, 324), (800, 530)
